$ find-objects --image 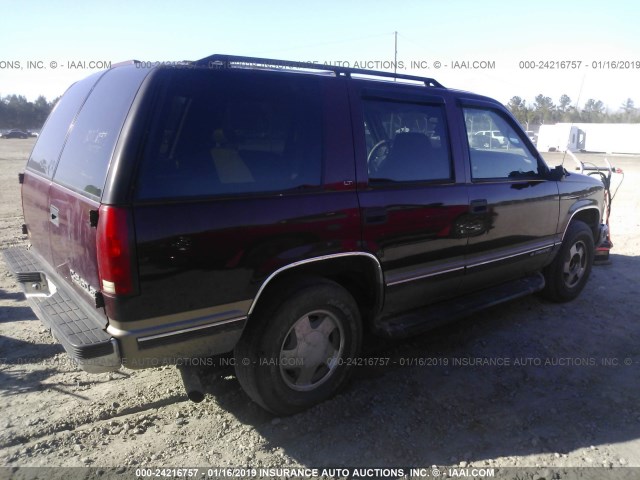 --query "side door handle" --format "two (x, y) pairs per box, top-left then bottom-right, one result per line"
(49, 205), (59, 227)
(470, 199), (488, 214)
